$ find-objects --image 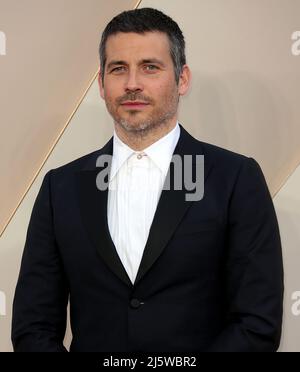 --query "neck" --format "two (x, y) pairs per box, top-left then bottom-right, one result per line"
(114, 118), (178, 151)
